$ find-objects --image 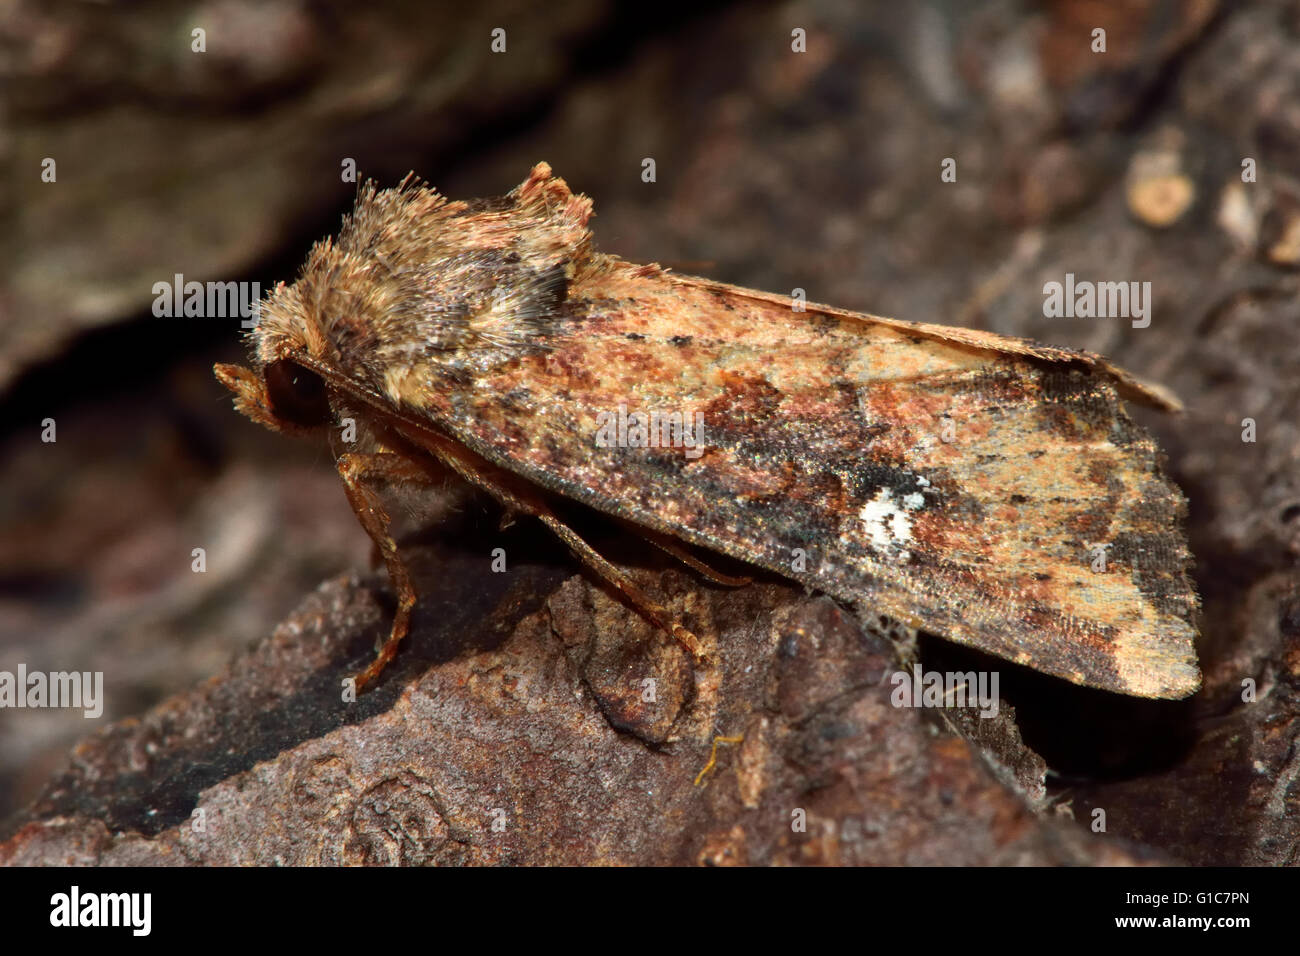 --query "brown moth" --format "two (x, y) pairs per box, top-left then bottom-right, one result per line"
(216, 163), (1200, 698)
